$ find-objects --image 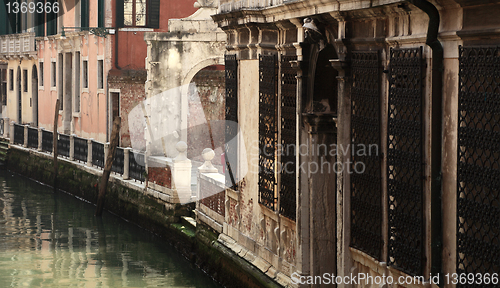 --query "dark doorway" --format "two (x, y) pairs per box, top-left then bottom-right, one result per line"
(17, 67), (21, 123)
(32, 65), (38, 126)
